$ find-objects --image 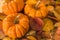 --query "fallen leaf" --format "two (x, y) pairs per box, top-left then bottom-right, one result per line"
(43, 18), (54, 32)
(54, 22), (60, 27)
(27, 36), (37, 40)
(26, 30), (36, 36)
